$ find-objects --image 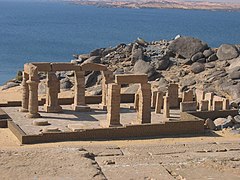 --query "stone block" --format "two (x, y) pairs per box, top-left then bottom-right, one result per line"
(180, 101), (197, 112)
(199, 100), (209, 111)
(167, 84), (179, 108)
(33, 120), (49, 126)
(31, 62), (51, 72)
(182, 90), (193, 102)
(51, 63), (81, 71)
(115, 74), (148, 84)
(72, 105), (91, 112)
(81, 63), (107, 71)
(213, 101), (223, 111)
